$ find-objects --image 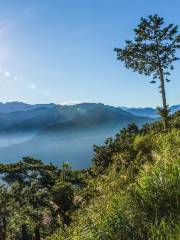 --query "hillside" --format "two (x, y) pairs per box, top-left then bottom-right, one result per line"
(48, 112), (180, 240)
(0, 112), (179, 239)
